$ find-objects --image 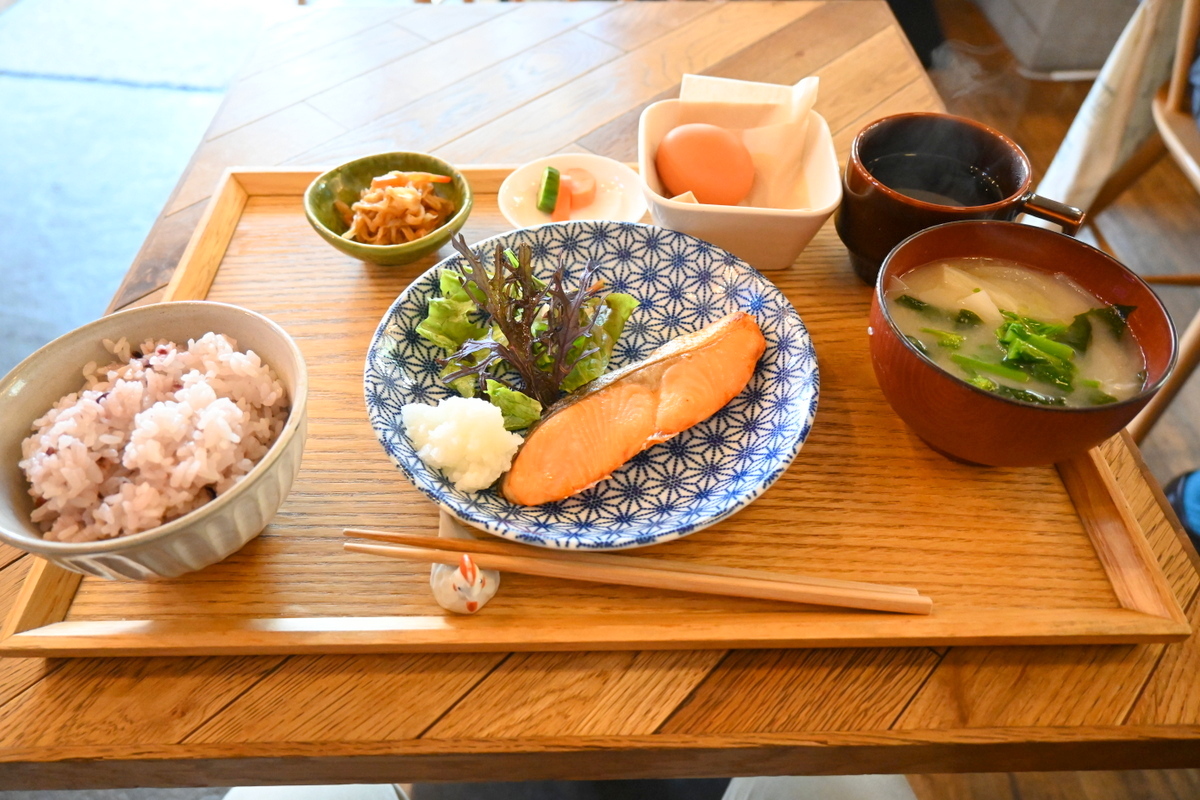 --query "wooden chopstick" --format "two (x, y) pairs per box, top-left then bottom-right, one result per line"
(347, 528), (922, 596)
(343, 528), (932, 615)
